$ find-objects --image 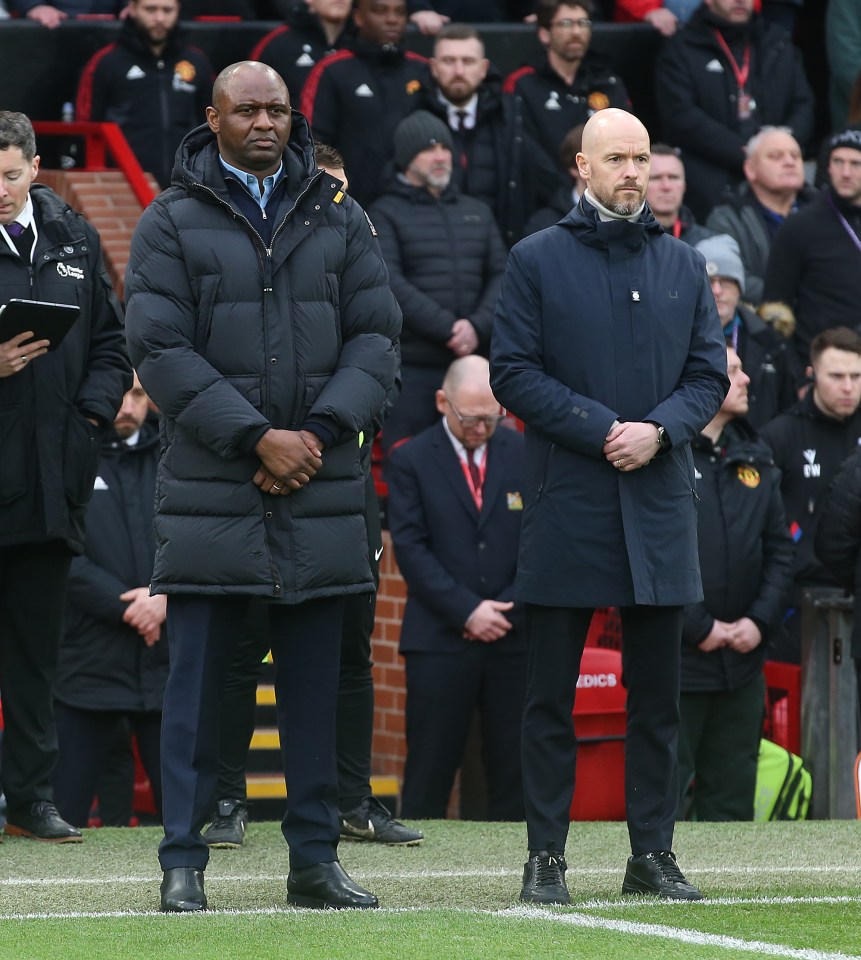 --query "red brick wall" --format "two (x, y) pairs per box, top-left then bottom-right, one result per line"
(370, 531), (408, 781)
(38, 169), (158, 299)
